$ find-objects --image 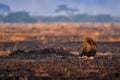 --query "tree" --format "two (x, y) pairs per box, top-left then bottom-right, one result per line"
(55, 4), (78, 16)
(0, 3), (10, 15)
(3, 11), (37, 23)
